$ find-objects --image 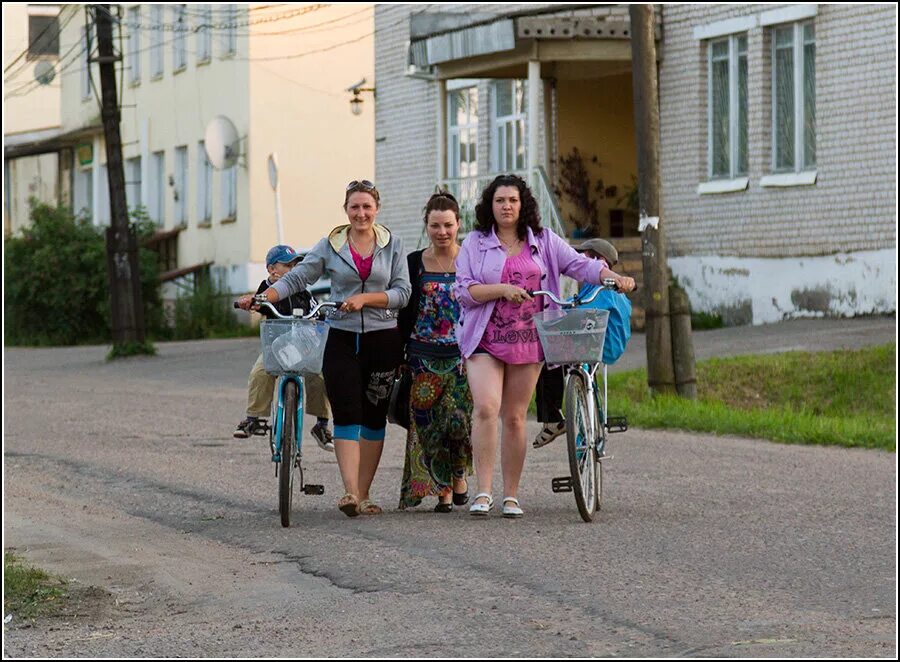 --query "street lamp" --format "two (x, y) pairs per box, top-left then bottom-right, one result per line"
(346, 77), (376, 116)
